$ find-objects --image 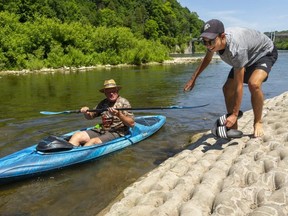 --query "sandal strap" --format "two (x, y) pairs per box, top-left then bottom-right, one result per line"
(216, 126), (228, 138)
(217, 110), (244, 126)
